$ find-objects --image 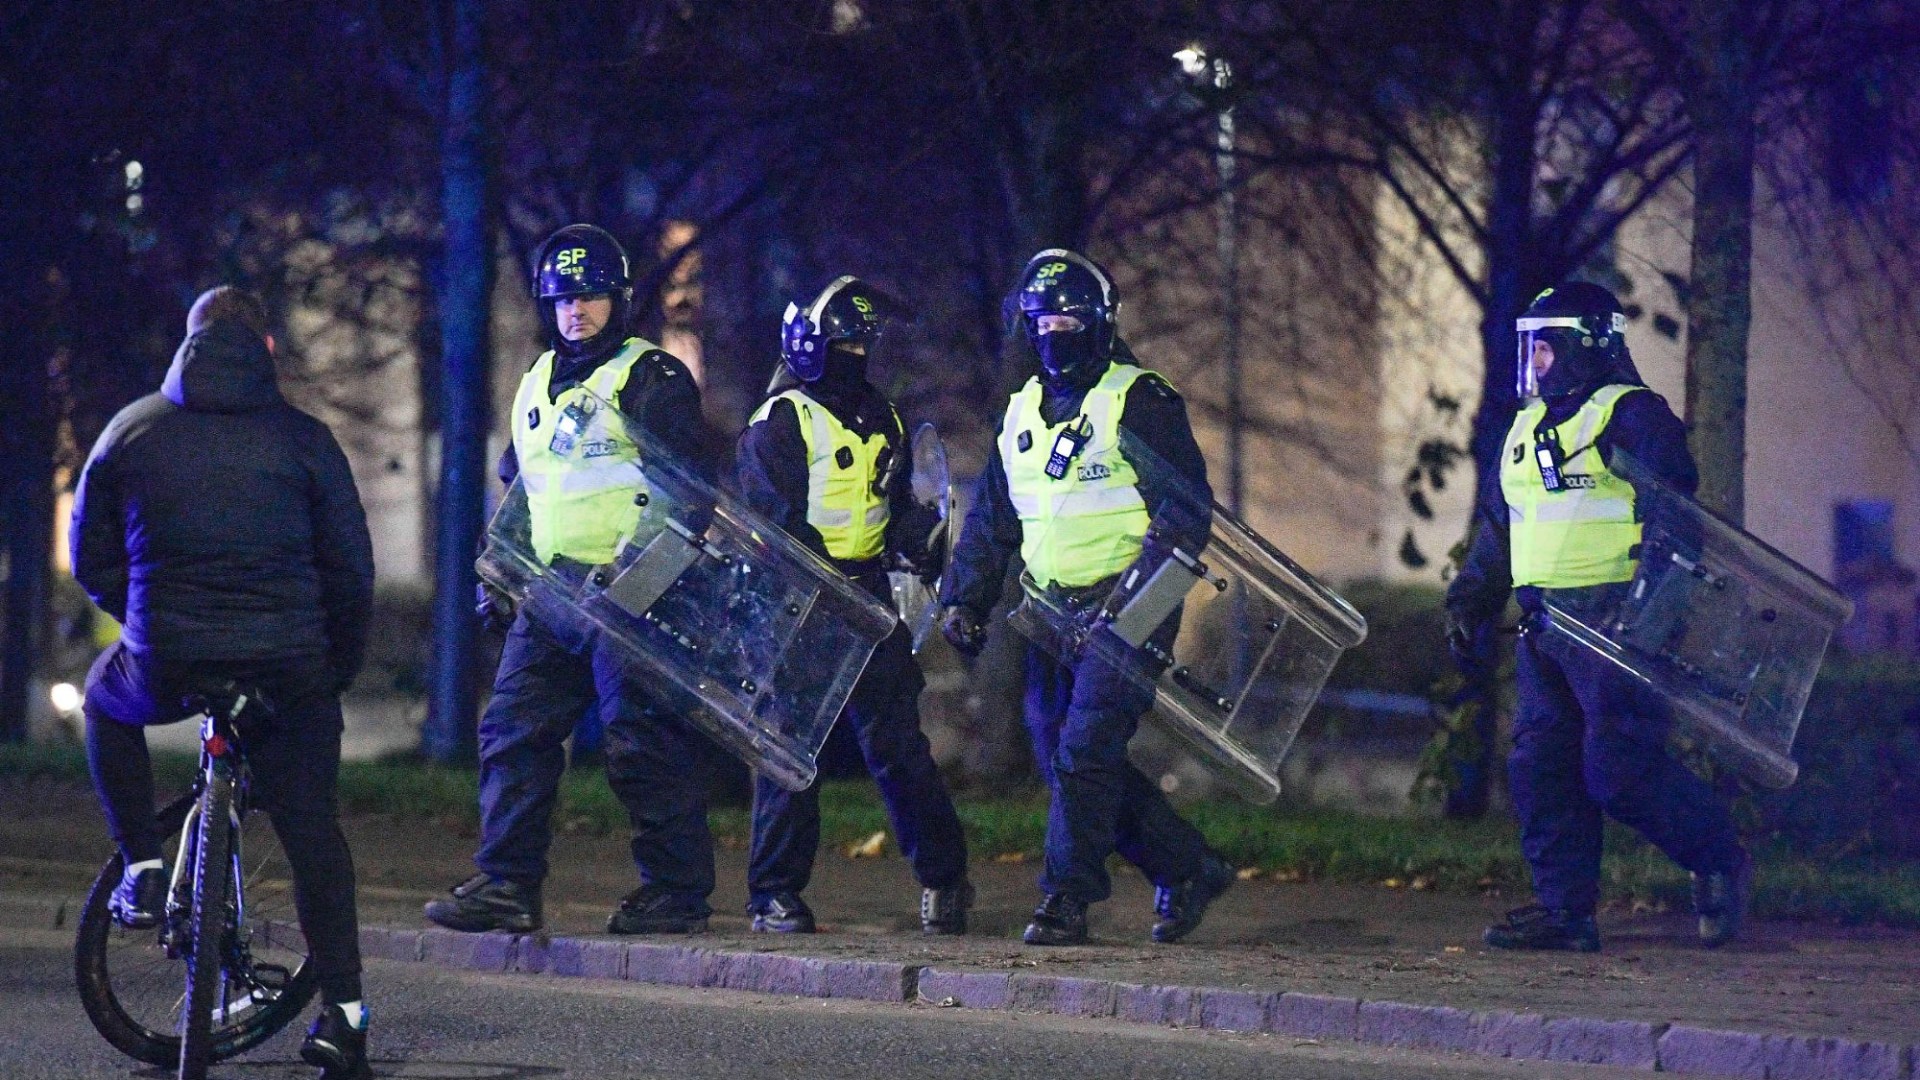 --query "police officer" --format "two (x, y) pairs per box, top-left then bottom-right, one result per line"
(735, 276), (973, 934)
(940, 250), (1235, 946)
(1448, 282), (1752, 952)
(425, 224), (719, 936)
